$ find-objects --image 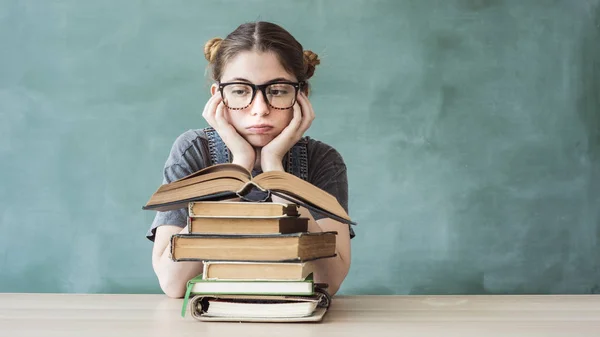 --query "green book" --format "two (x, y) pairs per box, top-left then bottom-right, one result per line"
(181, 273), (314, 317)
